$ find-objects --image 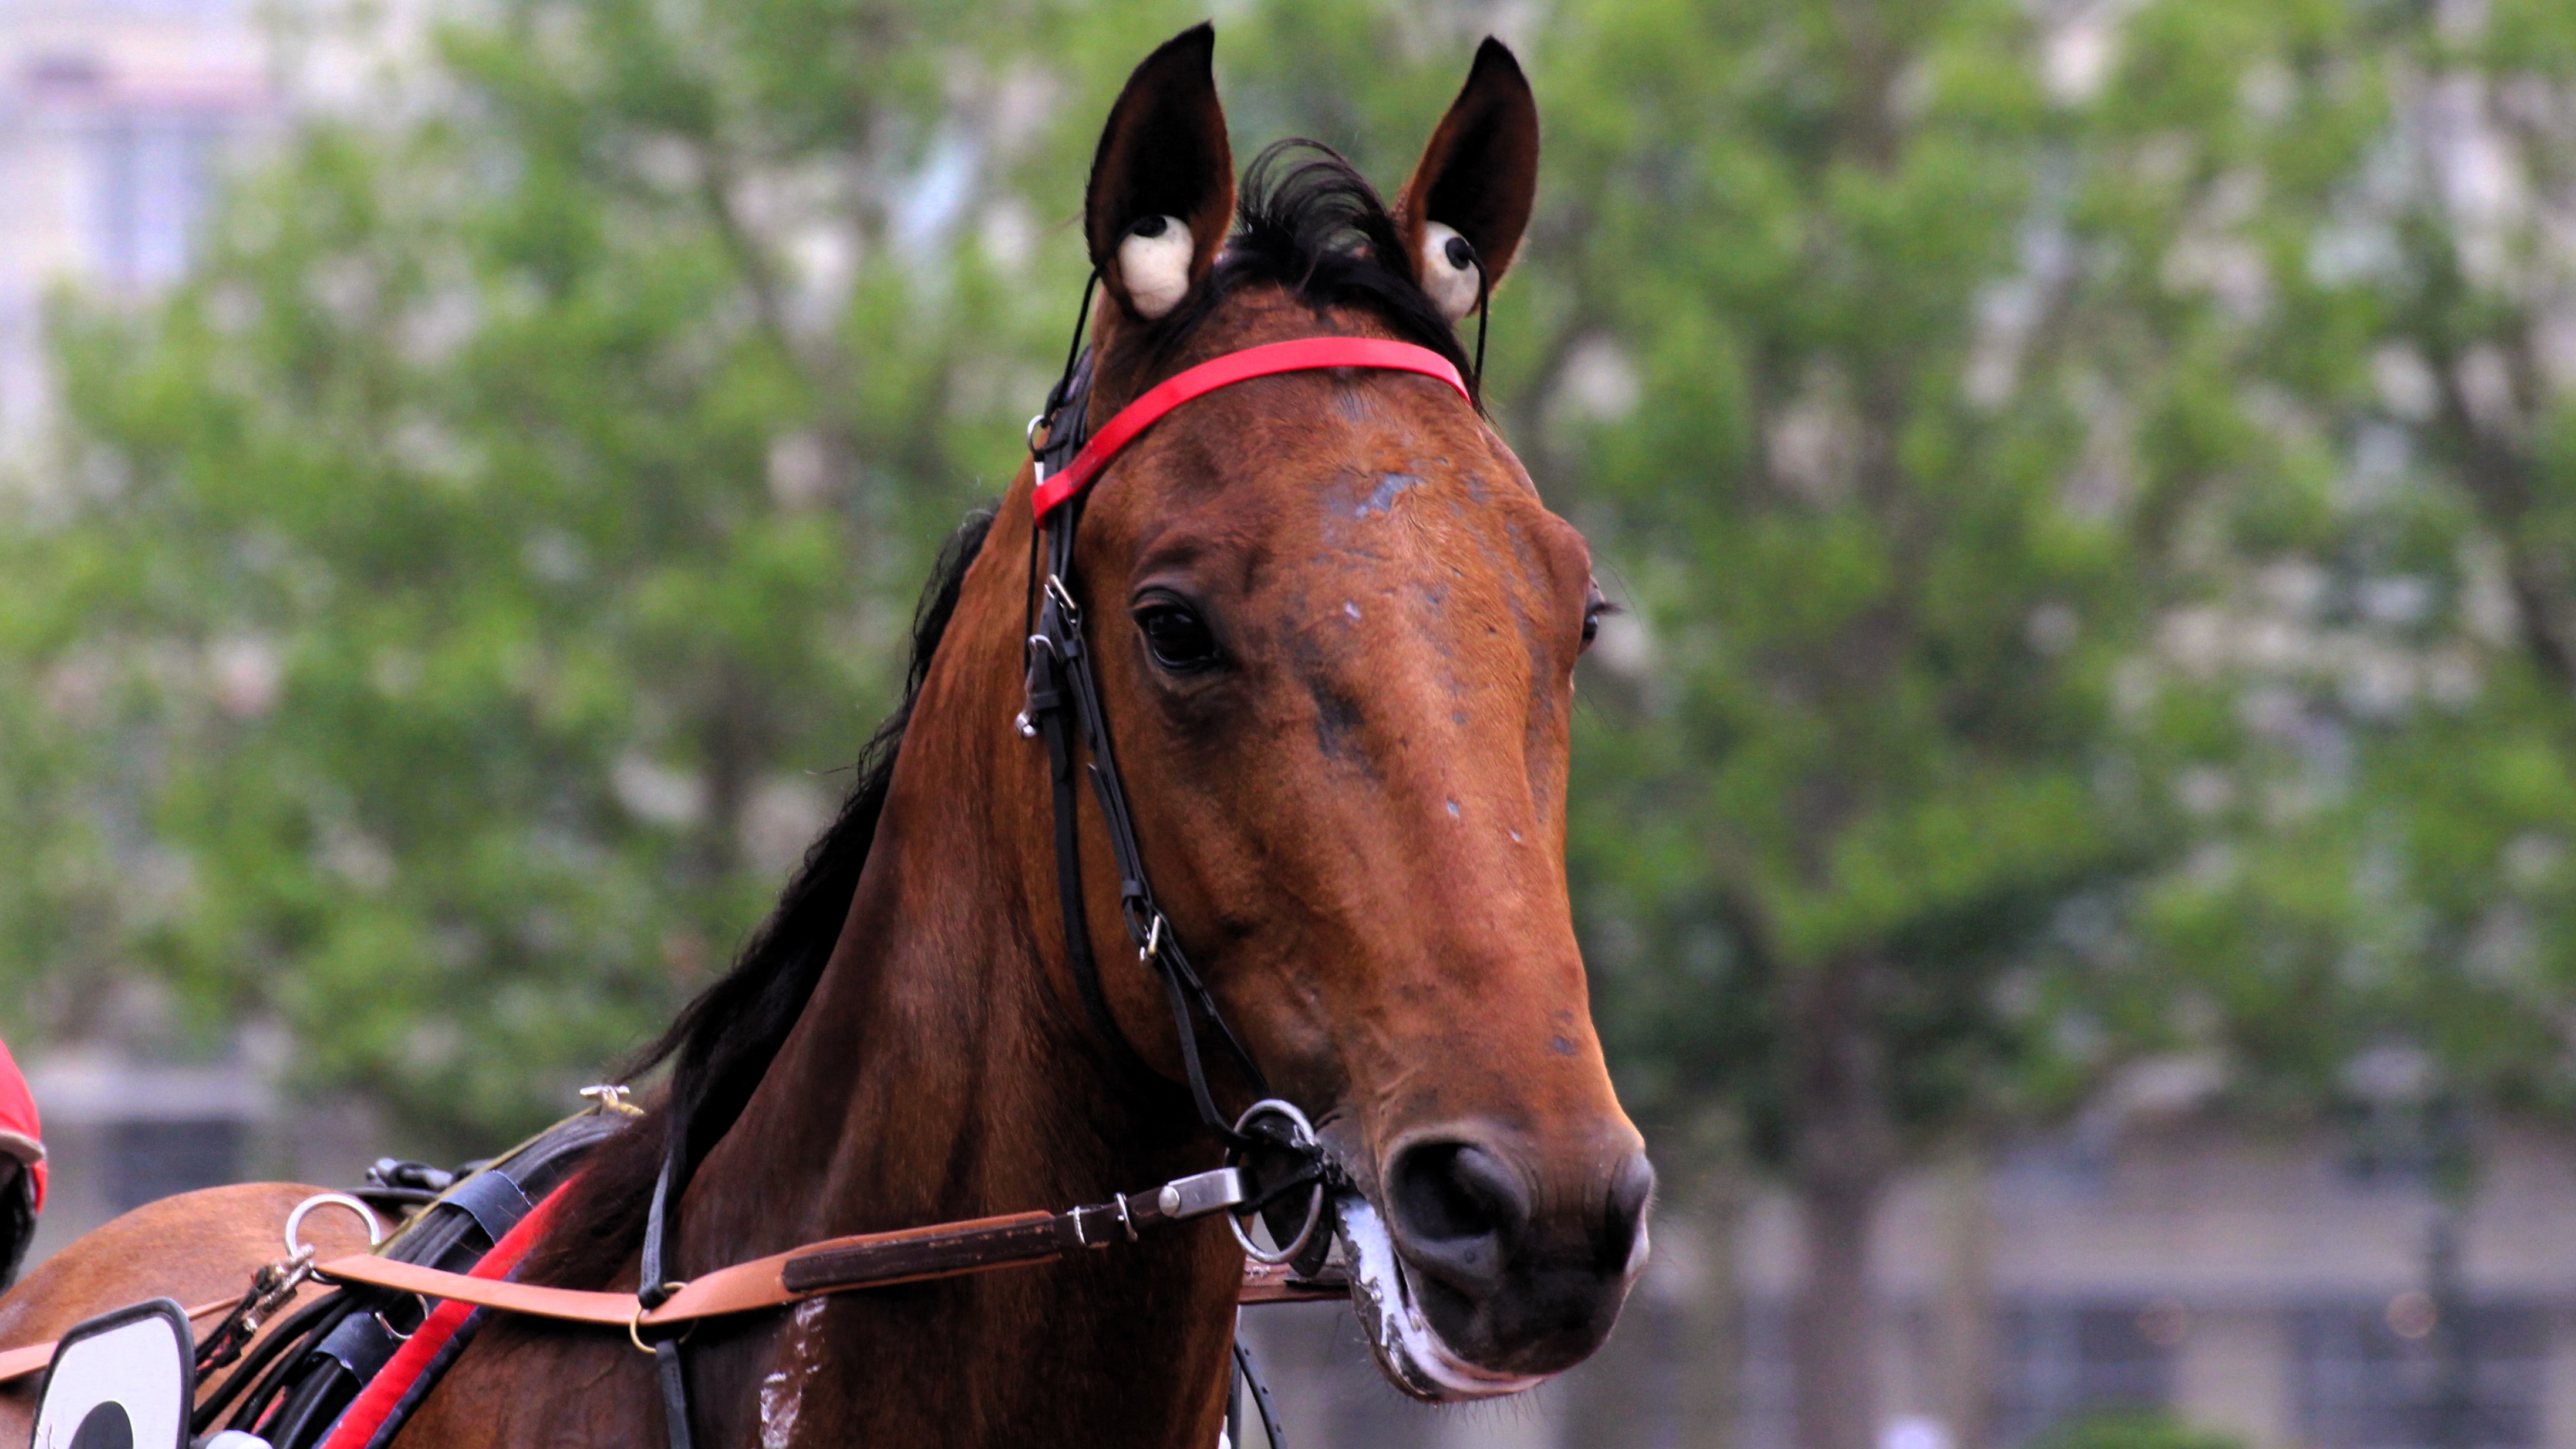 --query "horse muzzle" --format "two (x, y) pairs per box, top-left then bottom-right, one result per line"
(1329, 1130), (1654, 1402)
